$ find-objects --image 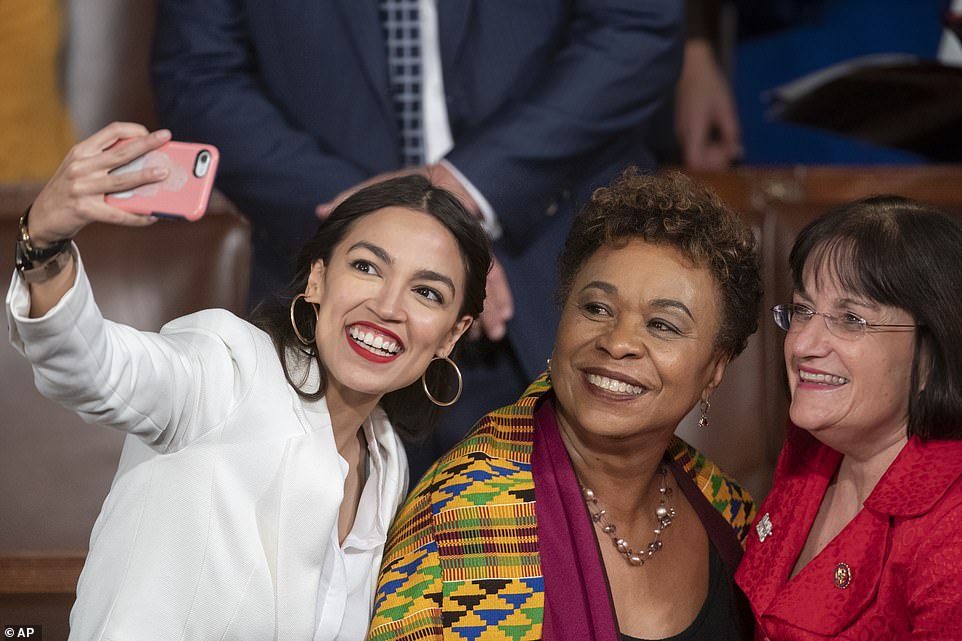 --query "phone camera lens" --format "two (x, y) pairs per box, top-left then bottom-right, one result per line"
(194, 150), (212, 177)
